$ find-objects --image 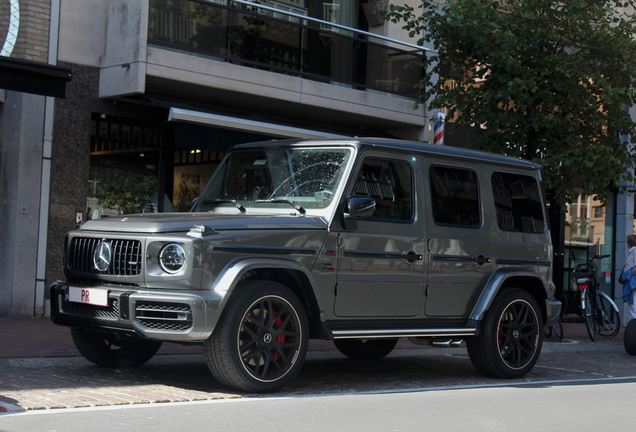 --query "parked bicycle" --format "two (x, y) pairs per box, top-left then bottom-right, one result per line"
(574, 254), (621, 341)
